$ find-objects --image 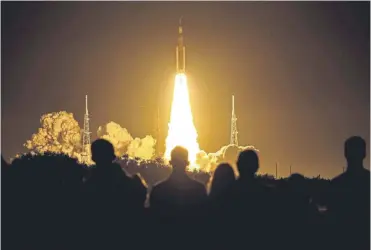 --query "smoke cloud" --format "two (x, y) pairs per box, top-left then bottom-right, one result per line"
(24, 113), (156, 163)
(24, 111), (82, 158)
(24, 112), (257, 172)
(97, 121), (156, 160)
(127, 136), (156, 160)
(195, 144), (259, 175)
